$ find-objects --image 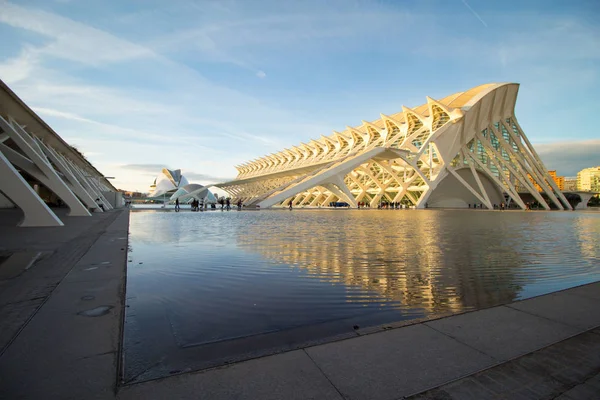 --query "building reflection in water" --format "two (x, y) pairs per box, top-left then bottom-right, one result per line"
(235, 210), (528, 315)
(124, 209), (600, 382)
